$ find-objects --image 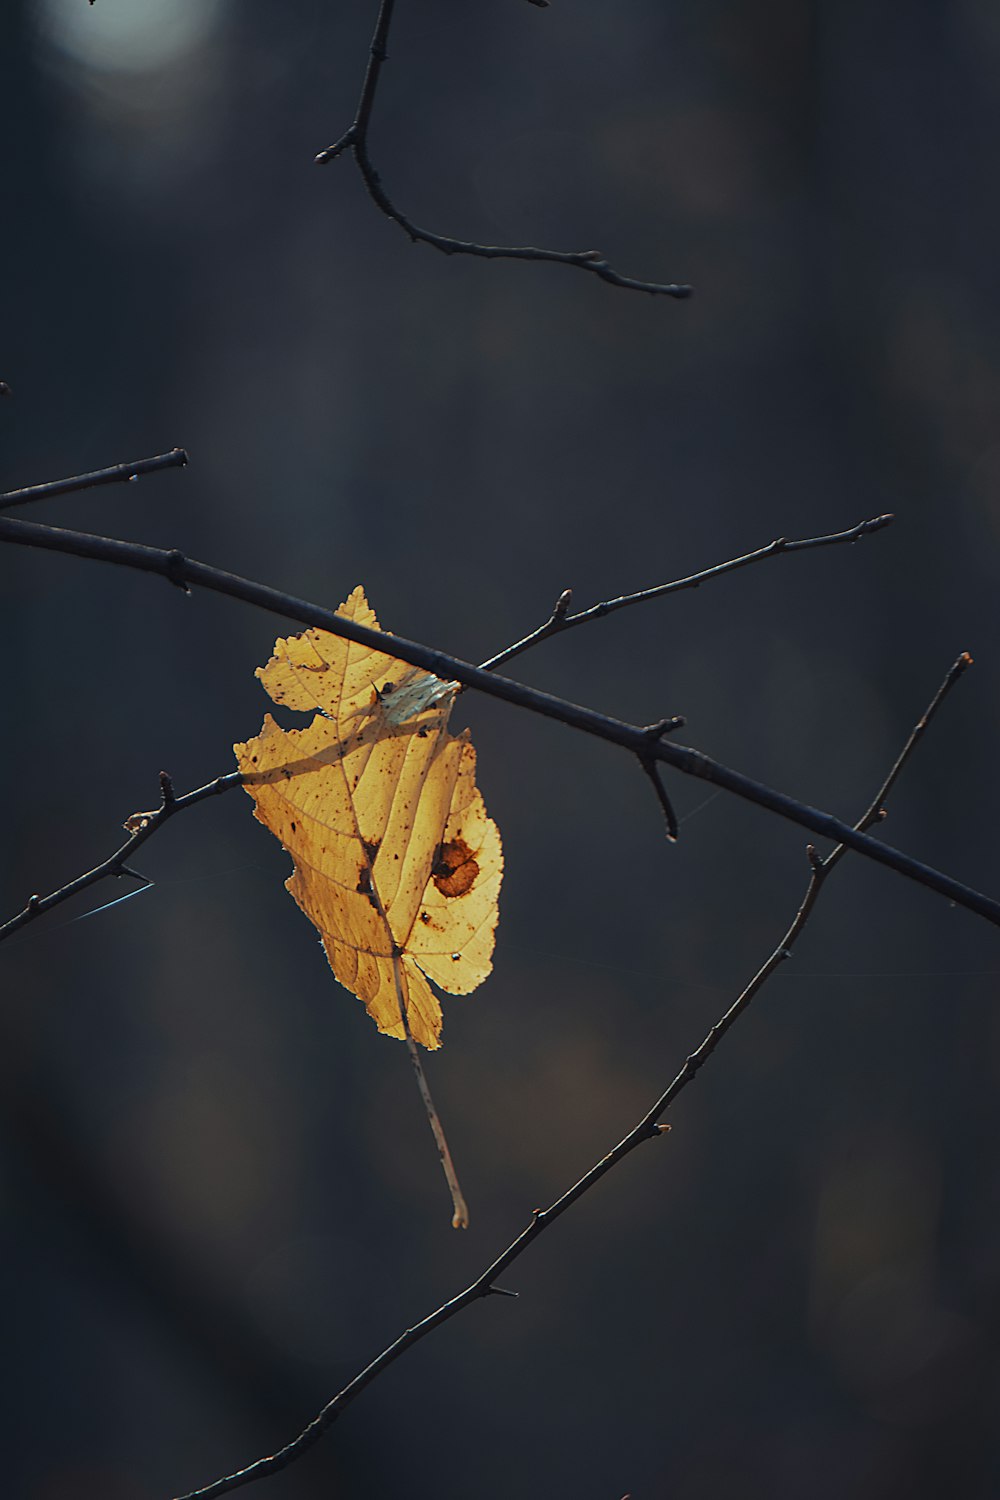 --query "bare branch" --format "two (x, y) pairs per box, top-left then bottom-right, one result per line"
(0, 513), (995, 925)
(0, 771), (241, 945)
(479, 513), (894, 673)
(0, 447), (188, 512)
(637, 718), (686, 841)
(638, 757), (679, 840)
(168, 654), (970, 1500)
(314, 0), (691, 299)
